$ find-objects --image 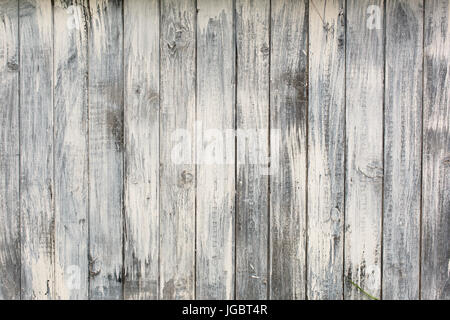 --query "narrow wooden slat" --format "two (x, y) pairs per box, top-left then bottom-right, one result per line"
(307, 0), (346, 300)
(0, 0), (20, 300)
(19, 0), (54, 300)
(159, 0), (196, 300)
(123, 0), (160, 300)
(196, 0), (235, 299)
(384, 0), (423, 300)
(88, 0), (123, 299)
(344, 0), (383, 300)
(53, 0), (89, 300)
(421, 0), (450, 300)
(235, 0), (270, 299)
(269, 0), (307, 300)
